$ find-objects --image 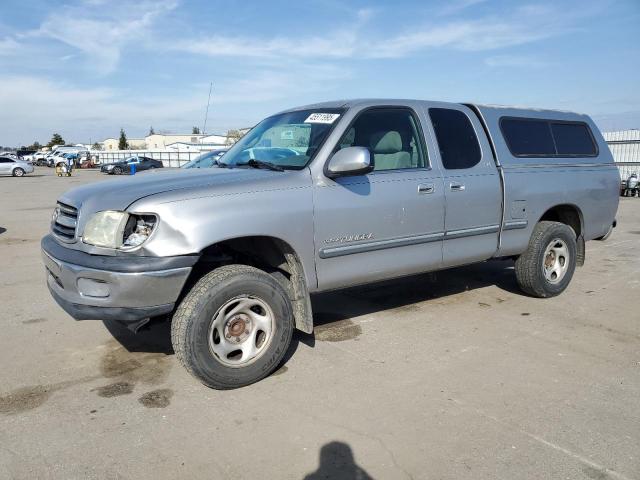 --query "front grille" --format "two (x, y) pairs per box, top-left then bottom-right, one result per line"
(52, 201), (78, 241)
